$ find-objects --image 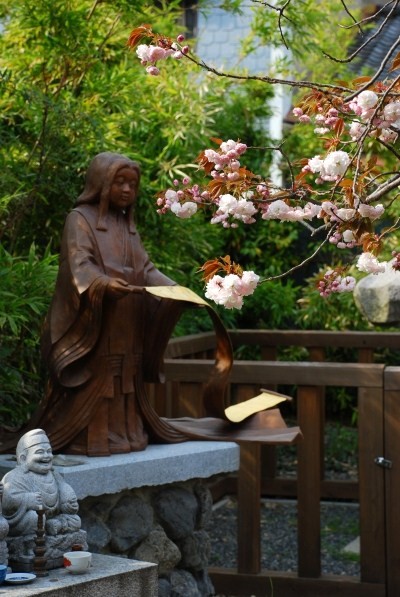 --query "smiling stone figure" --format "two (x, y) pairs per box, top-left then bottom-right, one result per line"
(1, 429), (87, 569)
